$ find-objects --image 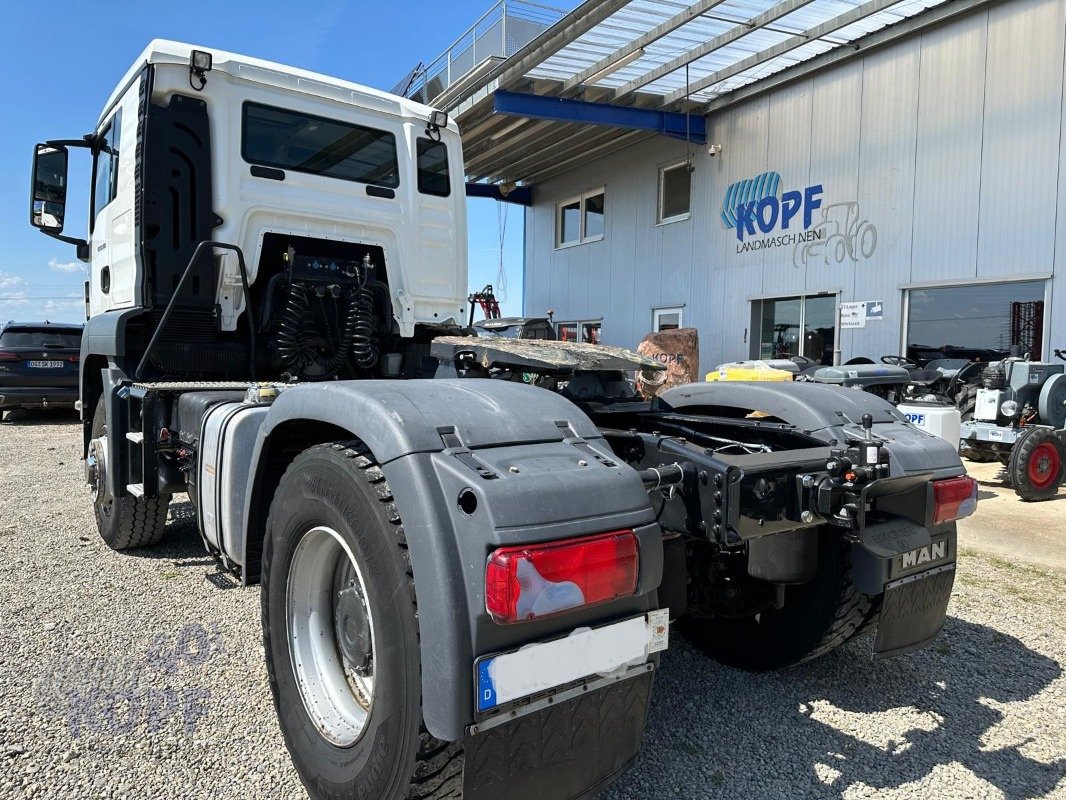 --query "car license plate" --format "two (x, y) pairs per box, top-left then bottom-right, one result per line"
(27, 360), (63, 368)
(475, 610), (669, 713)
